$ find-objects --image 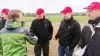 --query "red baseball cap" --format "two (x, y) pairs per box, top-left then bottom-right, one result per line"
(36, 8), (44, 15)
(84, 2), (100, 10)
(1, 8), (10, 15)
(61, 6), (72, 15)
